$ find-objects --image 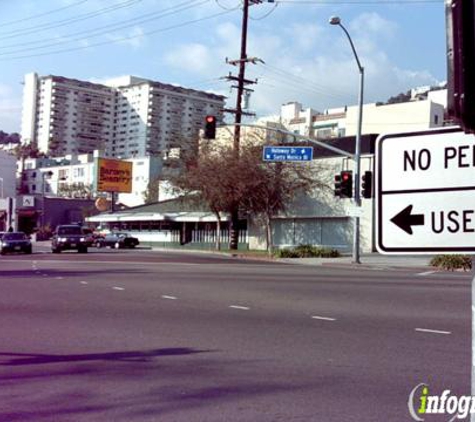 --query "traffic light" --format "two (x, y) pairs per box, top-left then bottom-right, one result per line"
(204, 115), (216, 139)
(334, 173), (342, 197)
(361, 171), (373, 199)
(446, 0), (475, 132)
(340, 170), (353, 198)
